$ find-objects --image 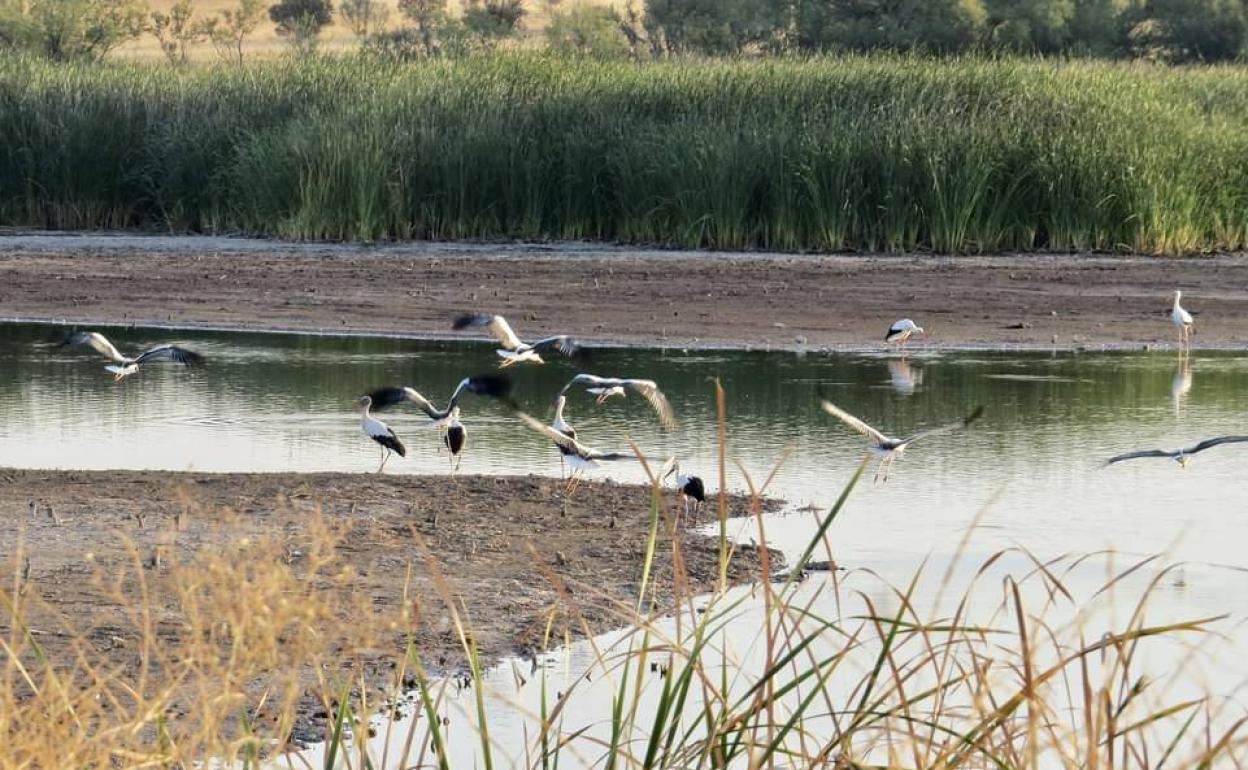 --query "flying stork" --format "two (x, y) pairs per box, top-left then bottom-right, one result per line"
(59, 331), (203, 381)
(820, 396), (984, 483)
(1105, 436), (1248, 468)
(517, 412), (635, 496)
(452, 313), (580, 367)
(557, 373), (676, 430)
